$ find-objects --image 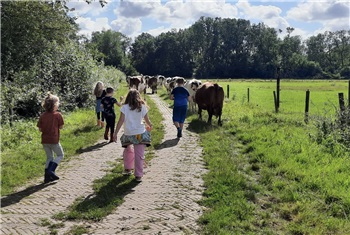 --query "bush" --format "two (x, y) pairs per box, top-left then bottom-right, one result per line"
(1, 41), (125, 124)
